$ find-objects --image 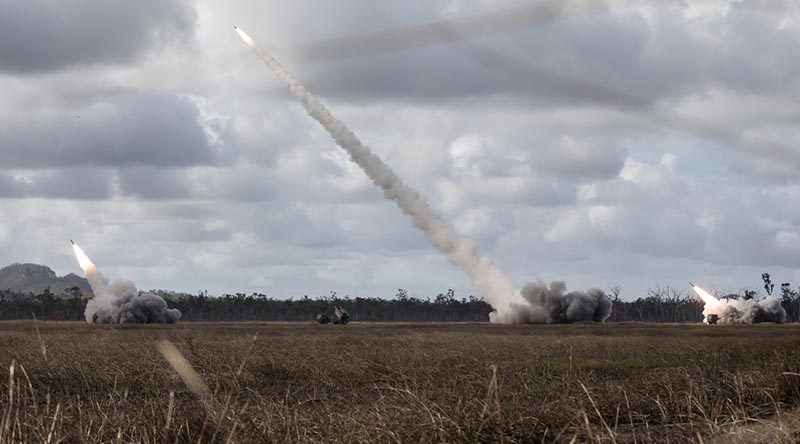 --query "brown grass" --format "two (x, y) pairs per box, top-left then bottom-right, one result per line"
(0, 321), (798, 442)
